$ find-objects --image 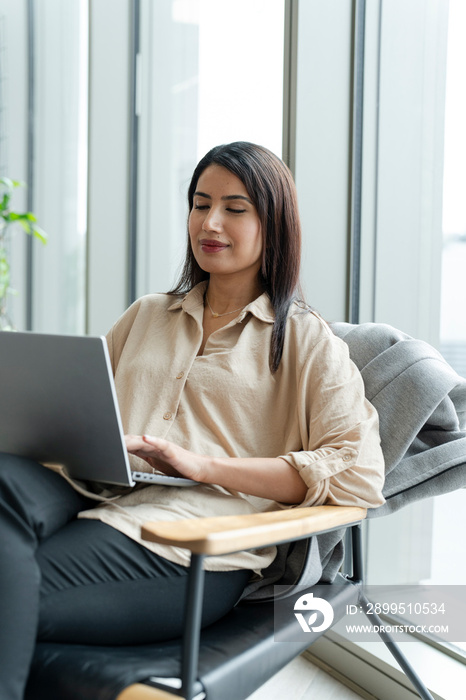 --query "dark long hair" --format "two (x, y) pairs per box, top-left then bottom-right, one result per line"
(169, 141), (302, 372)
